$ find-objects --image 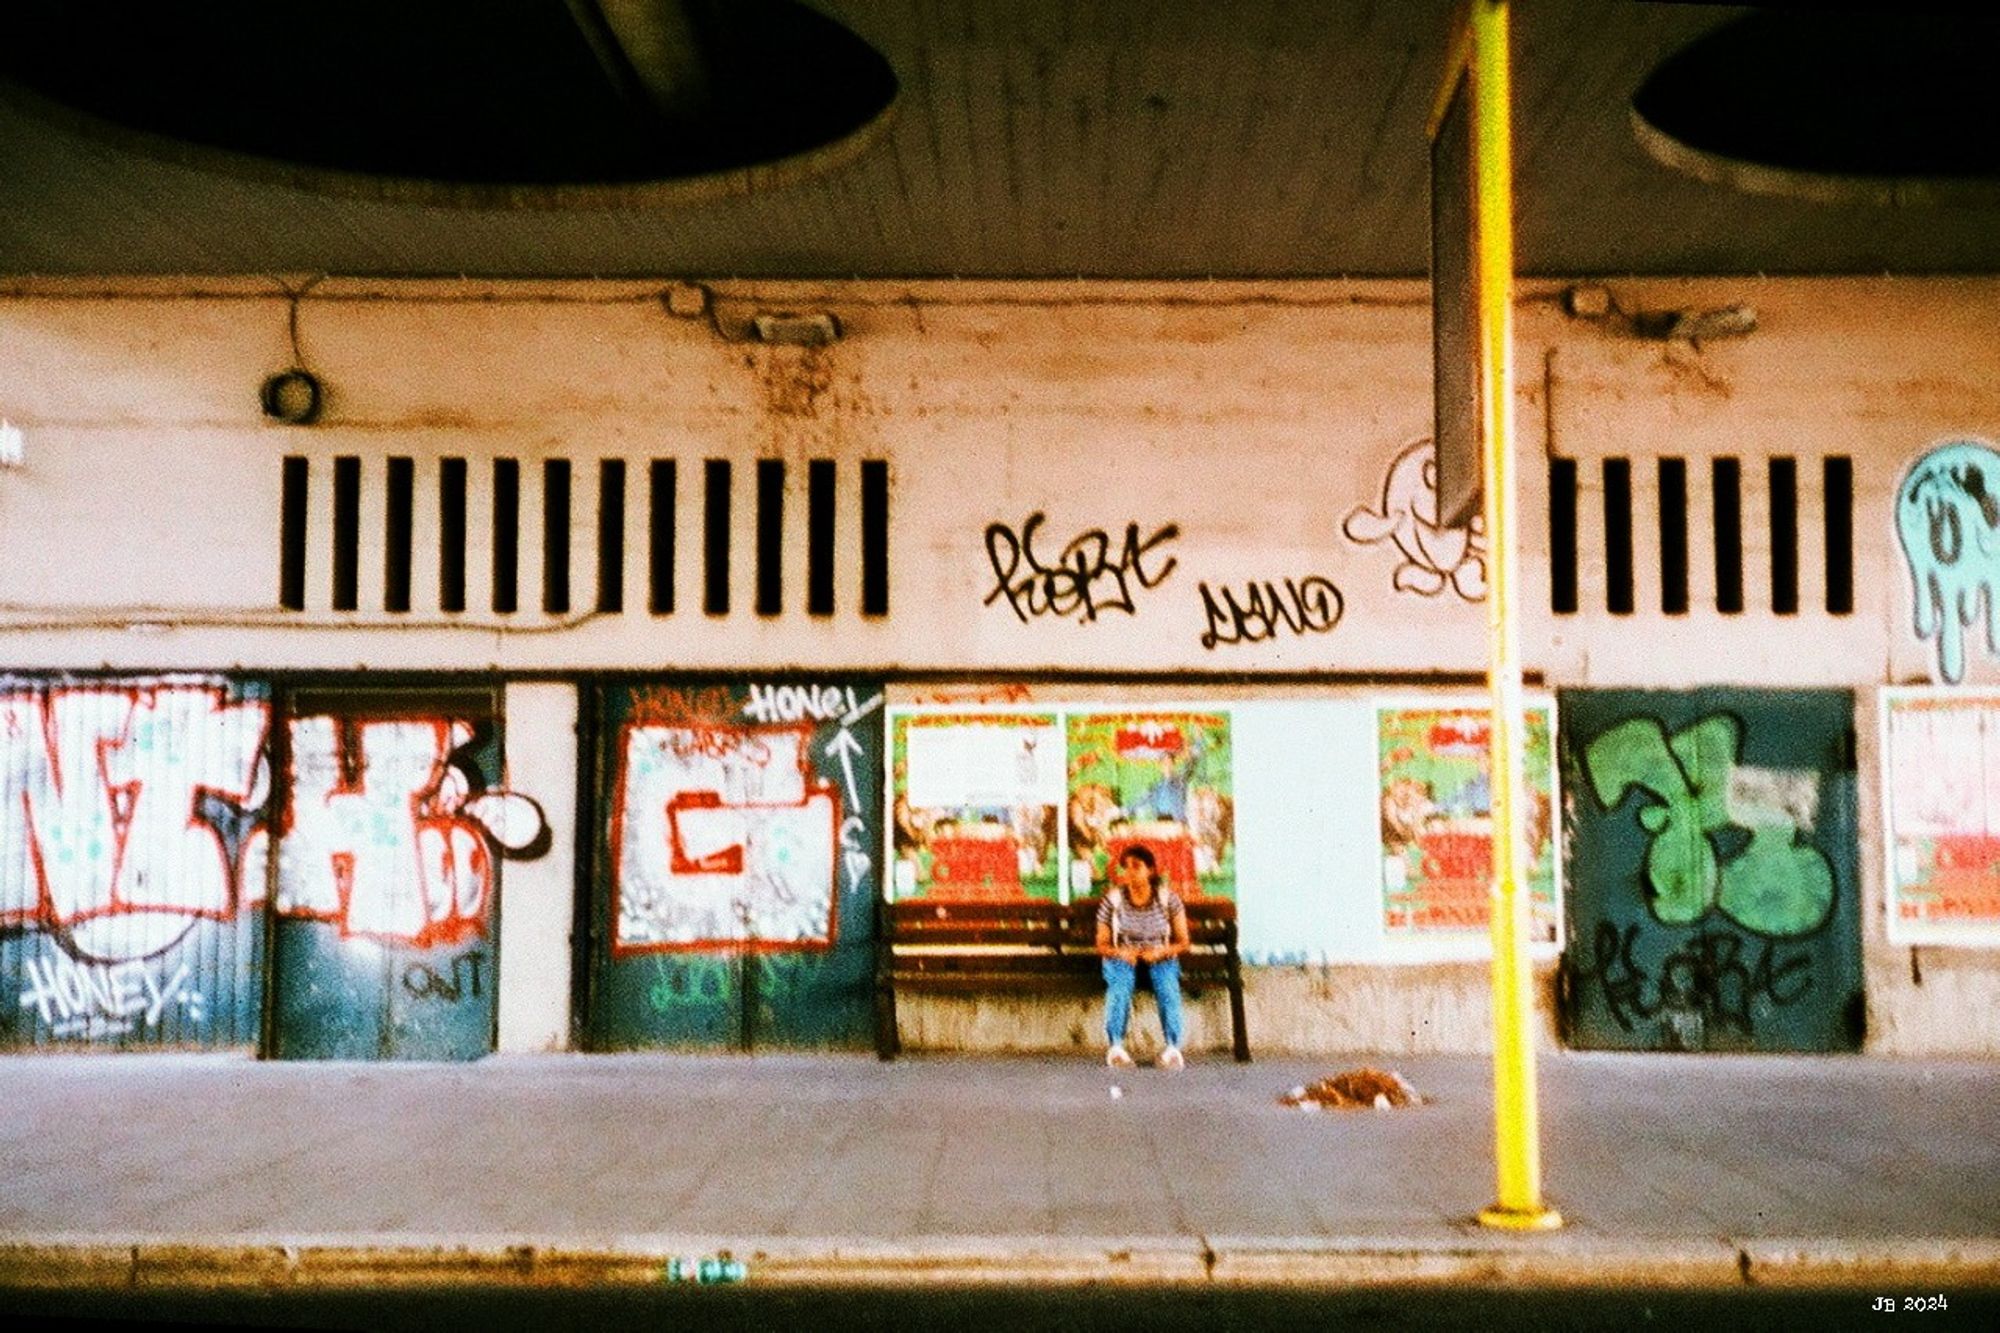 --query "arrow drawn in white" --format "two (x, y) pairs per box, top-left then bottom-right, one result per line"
(825, 727), (865, 810)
